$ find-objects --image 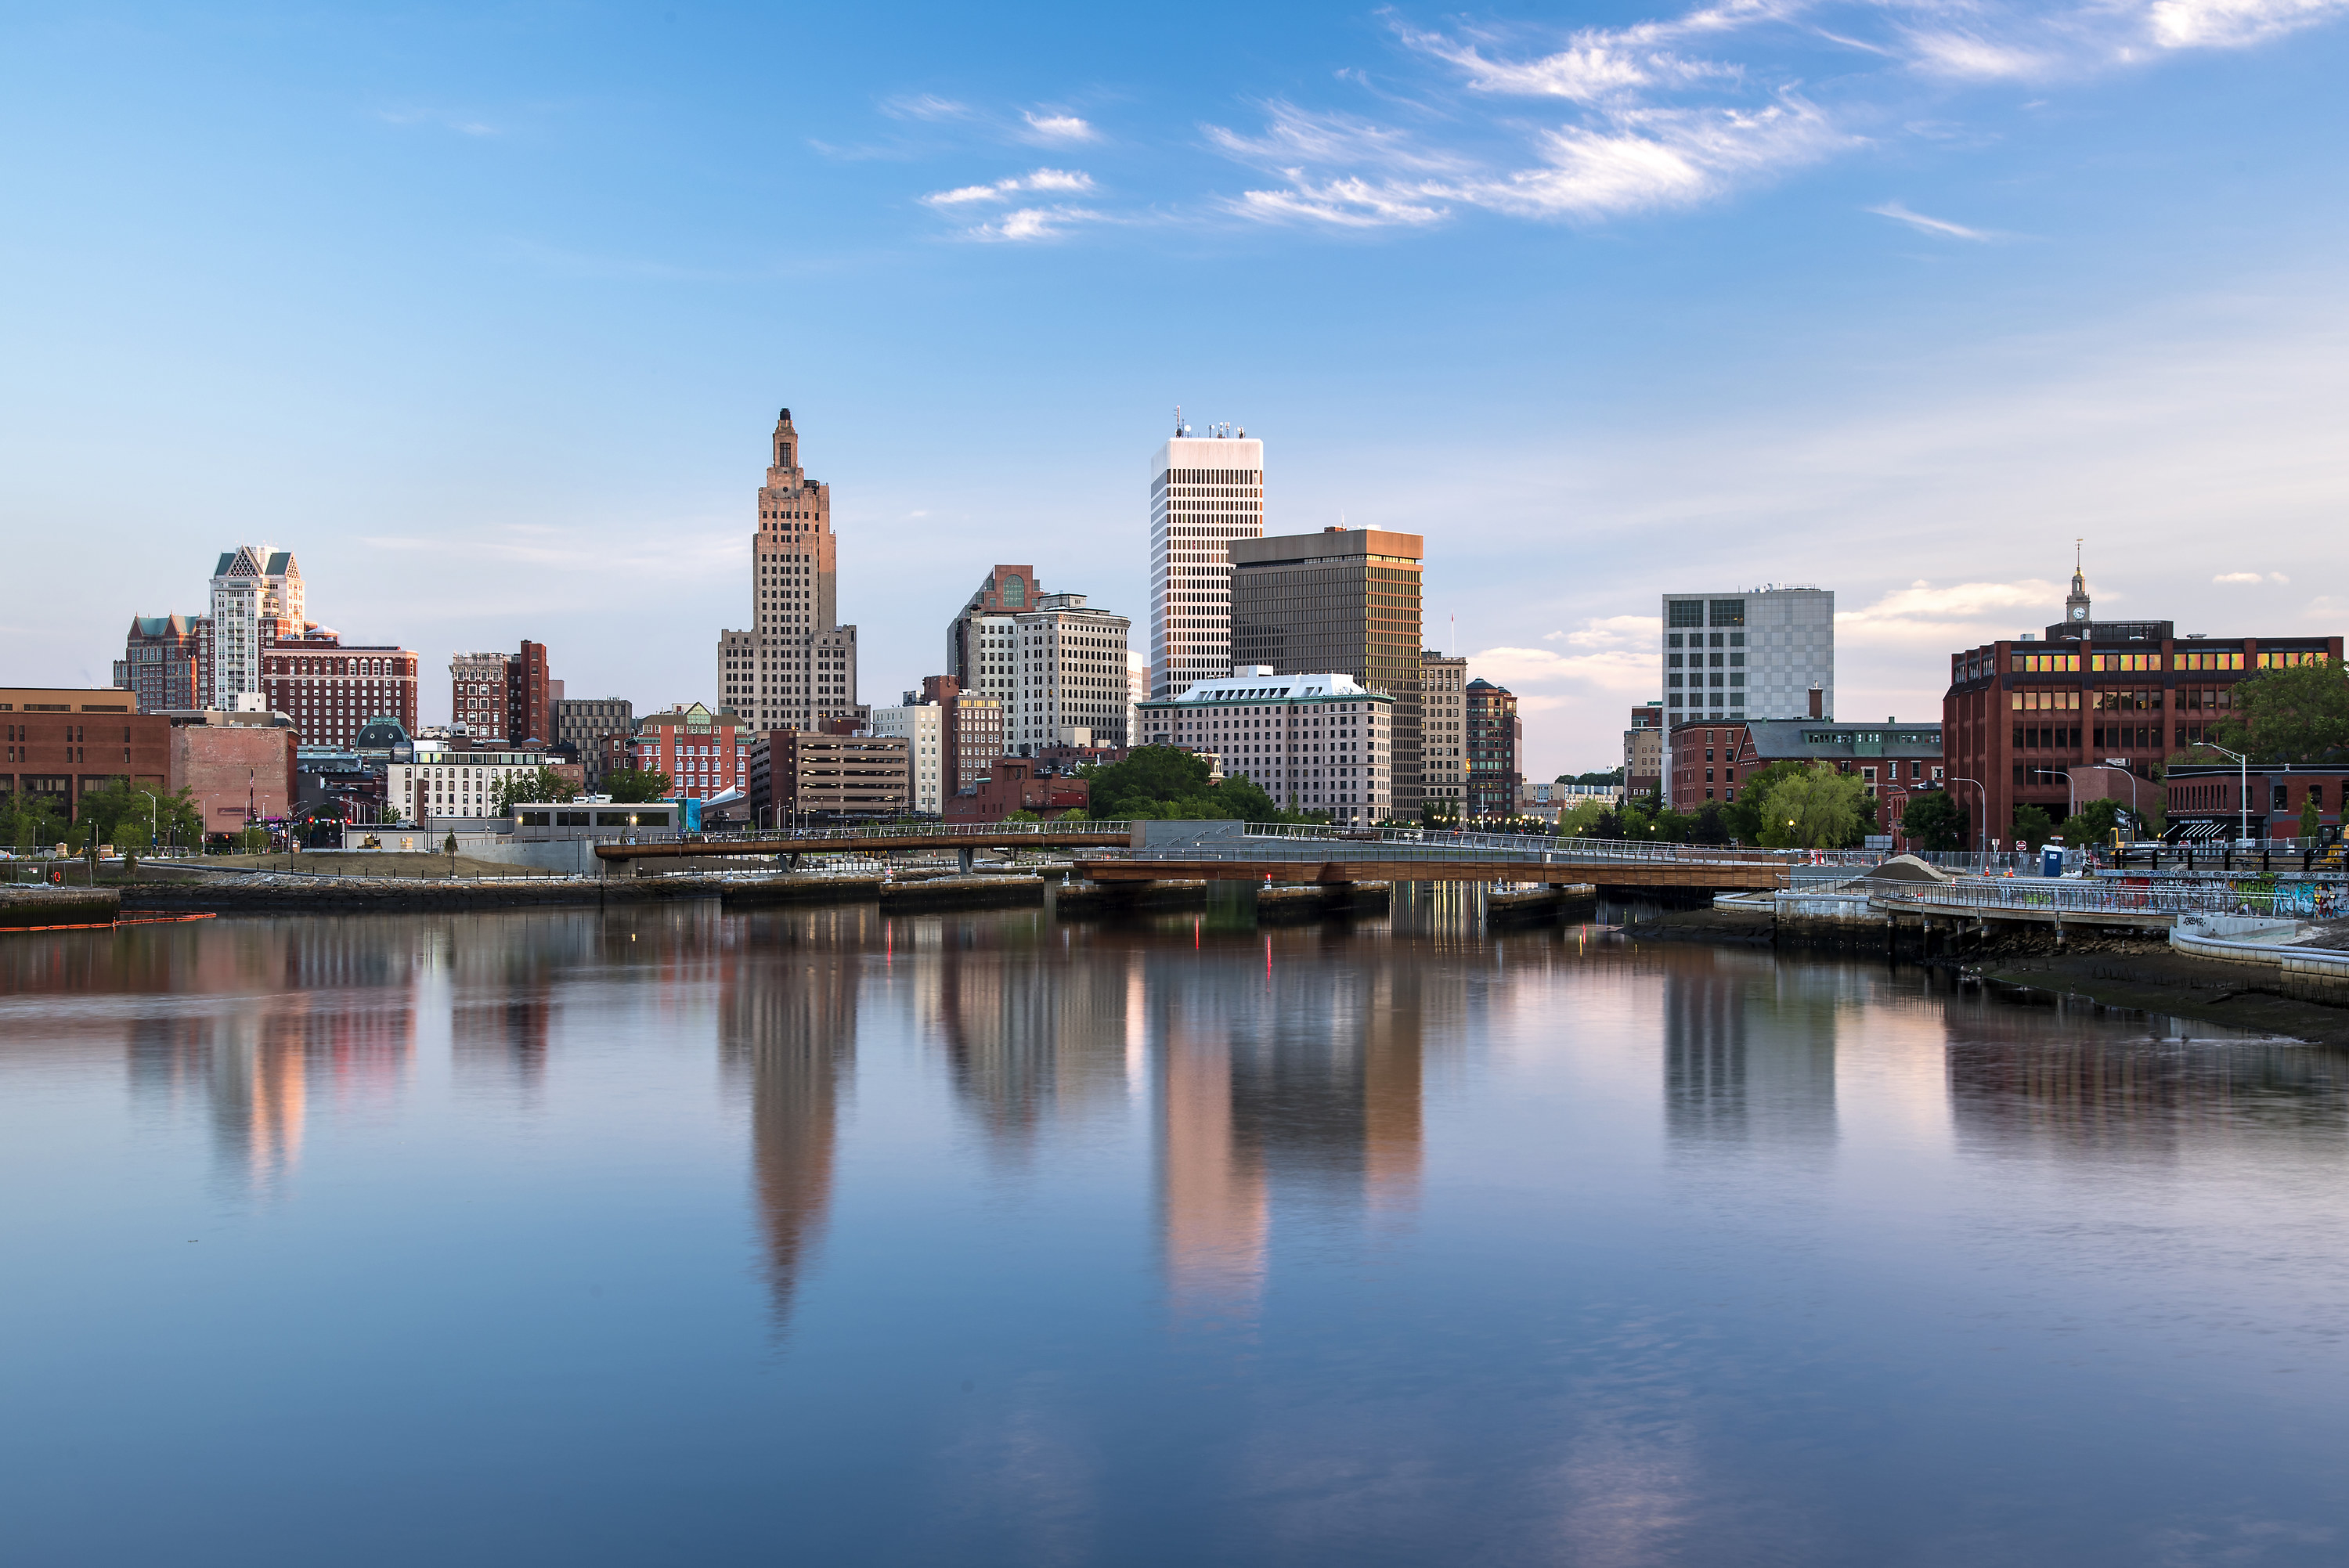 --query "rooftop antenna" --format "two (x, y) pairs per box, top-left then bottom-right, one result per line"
(1174, 404), (1183, 436)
